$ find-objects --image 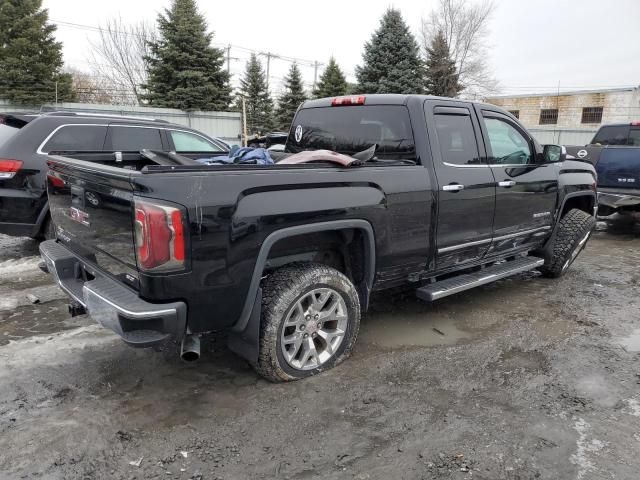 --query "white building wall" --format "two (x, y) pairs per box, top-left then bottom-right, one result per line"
(485, 87), (640, 132)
